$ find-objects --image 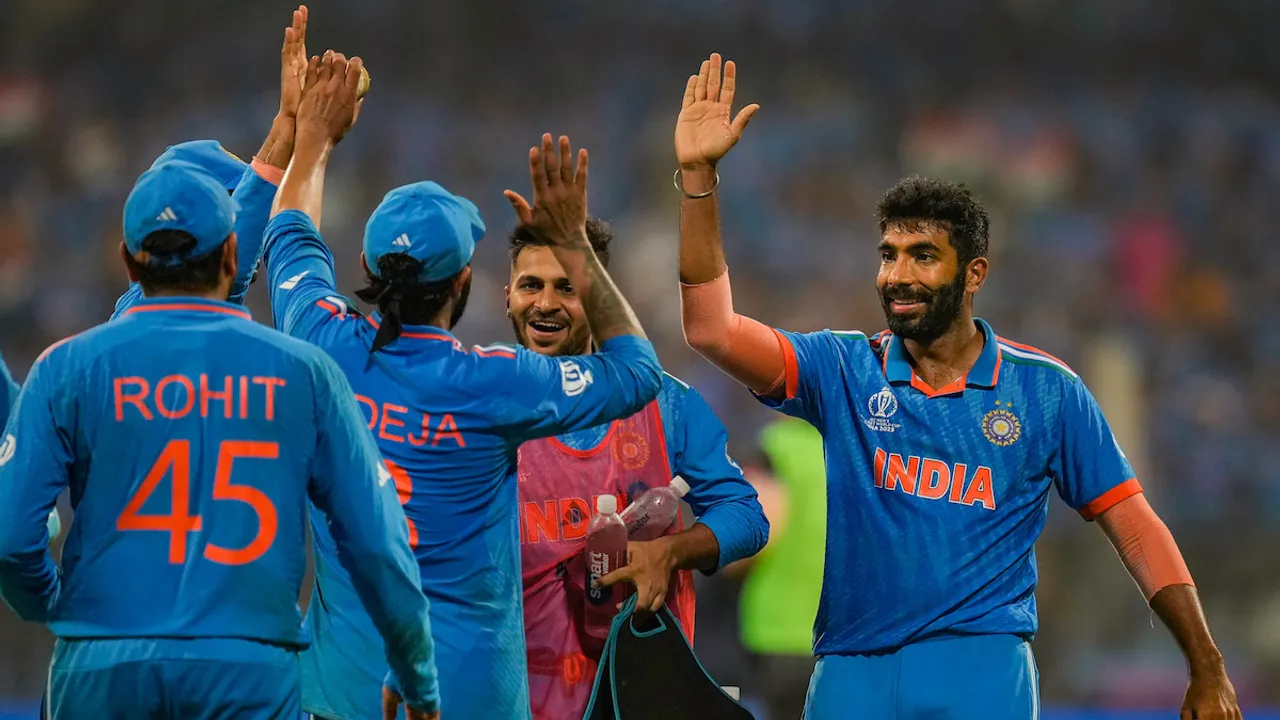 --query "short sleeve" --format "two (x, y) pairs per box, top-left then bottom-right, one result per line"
(752, 329), (837, 428)
(1051, 379), (1141, 520)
